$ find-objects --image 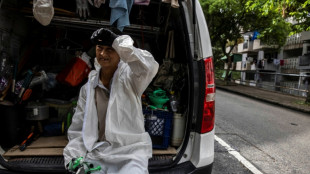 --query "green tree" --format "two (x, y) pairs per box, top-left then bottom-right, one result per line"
(247, 0), (310, 34)
(200, 0), (291, 82)
(246, 0), (310, 102)
(289, 0), (310, 33)
(200, 0), (246, 82)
